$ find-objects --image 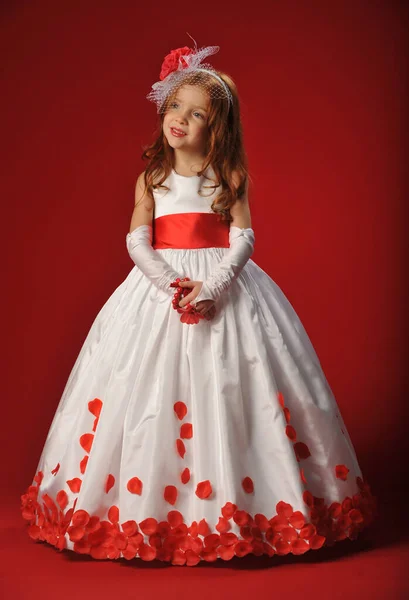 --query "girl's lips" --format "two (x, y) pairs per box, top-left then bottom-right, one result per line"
(171, 127), (187, 137)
